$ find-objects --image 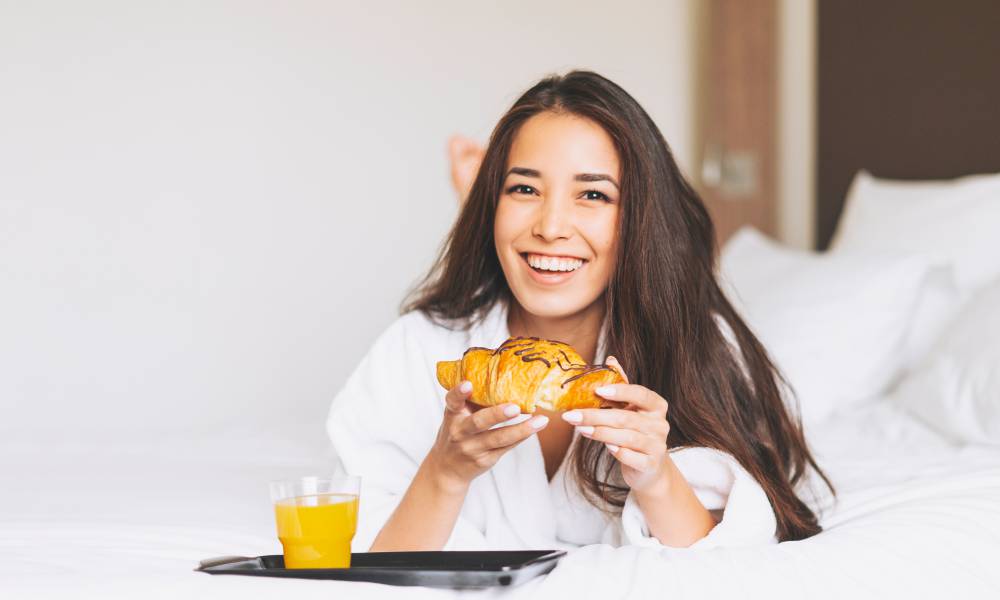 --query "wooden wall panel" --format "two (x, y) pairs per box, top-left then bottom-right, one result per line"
(817, 0), (1000, 249)
(698, 0), (777, 248)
